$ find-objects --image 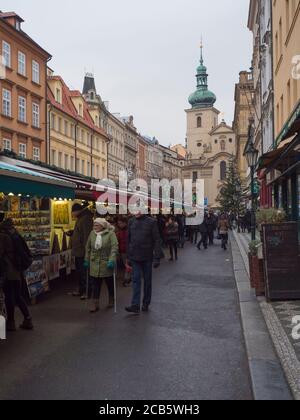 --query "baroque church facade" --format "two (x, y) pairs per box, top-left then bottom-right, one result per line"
(183, 47), (236, 208)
